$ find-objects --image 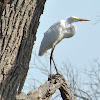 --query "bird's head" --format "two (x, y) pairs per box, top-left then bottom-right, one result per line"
(67, 16), (89, 24)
